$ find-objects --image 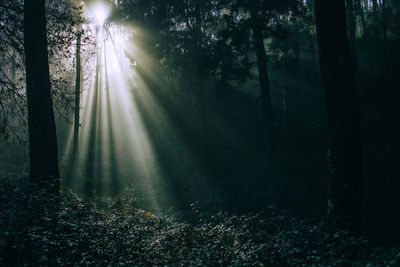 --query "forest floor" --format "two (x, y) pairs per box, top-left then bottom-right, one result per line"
(1, 175), (399, 266)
